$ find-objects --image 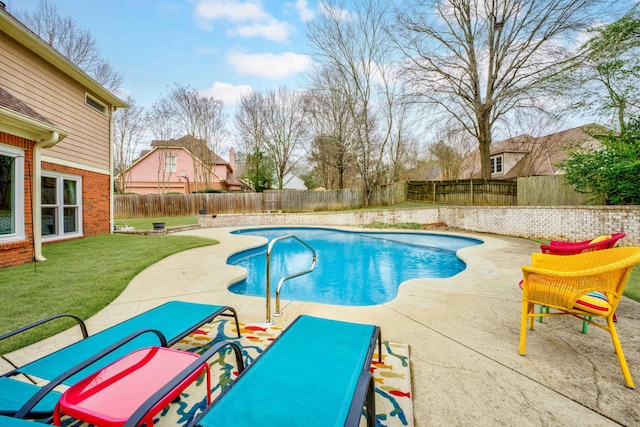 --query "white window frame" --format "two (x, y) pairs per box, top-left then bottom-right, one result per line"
(41, 172), (82, 241)
(166, 155), (177, 173)
(85, 93), (107, 115)
(0, 144), (25, 243)
(491, 155), (503, 174)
